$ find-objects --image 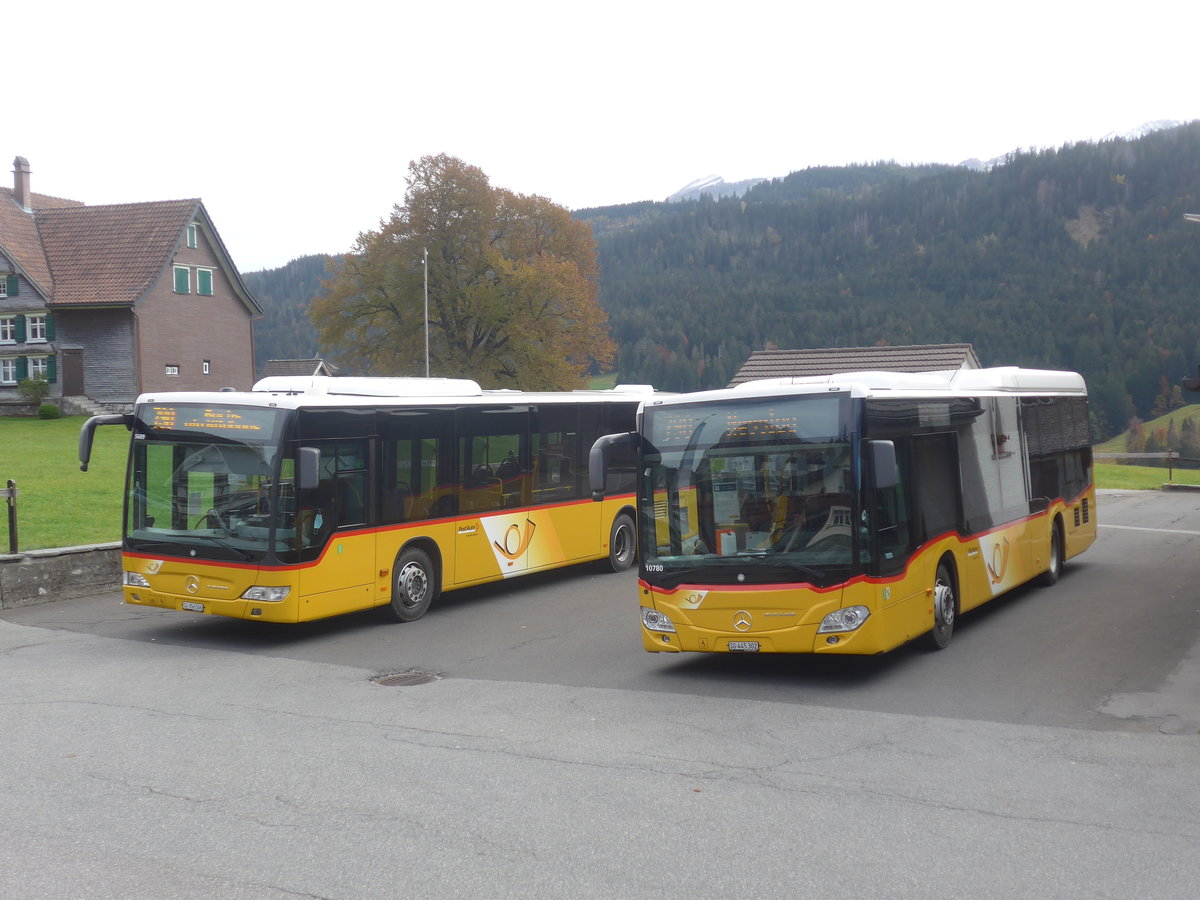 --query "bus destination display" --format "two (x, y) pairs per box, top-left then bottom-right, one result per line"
(146, 405), (278, 436)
